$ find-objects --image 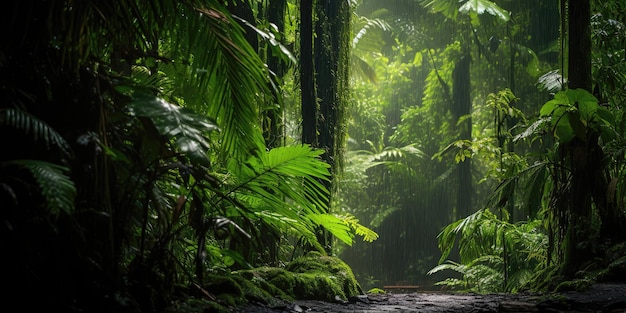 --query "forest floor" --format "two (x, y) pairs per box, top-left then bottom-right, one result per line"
(233, 283), (626, 312)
